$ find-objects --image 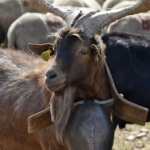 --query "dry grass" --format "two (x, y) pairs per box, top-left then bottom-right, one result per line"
(113, 123), (150, 150)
